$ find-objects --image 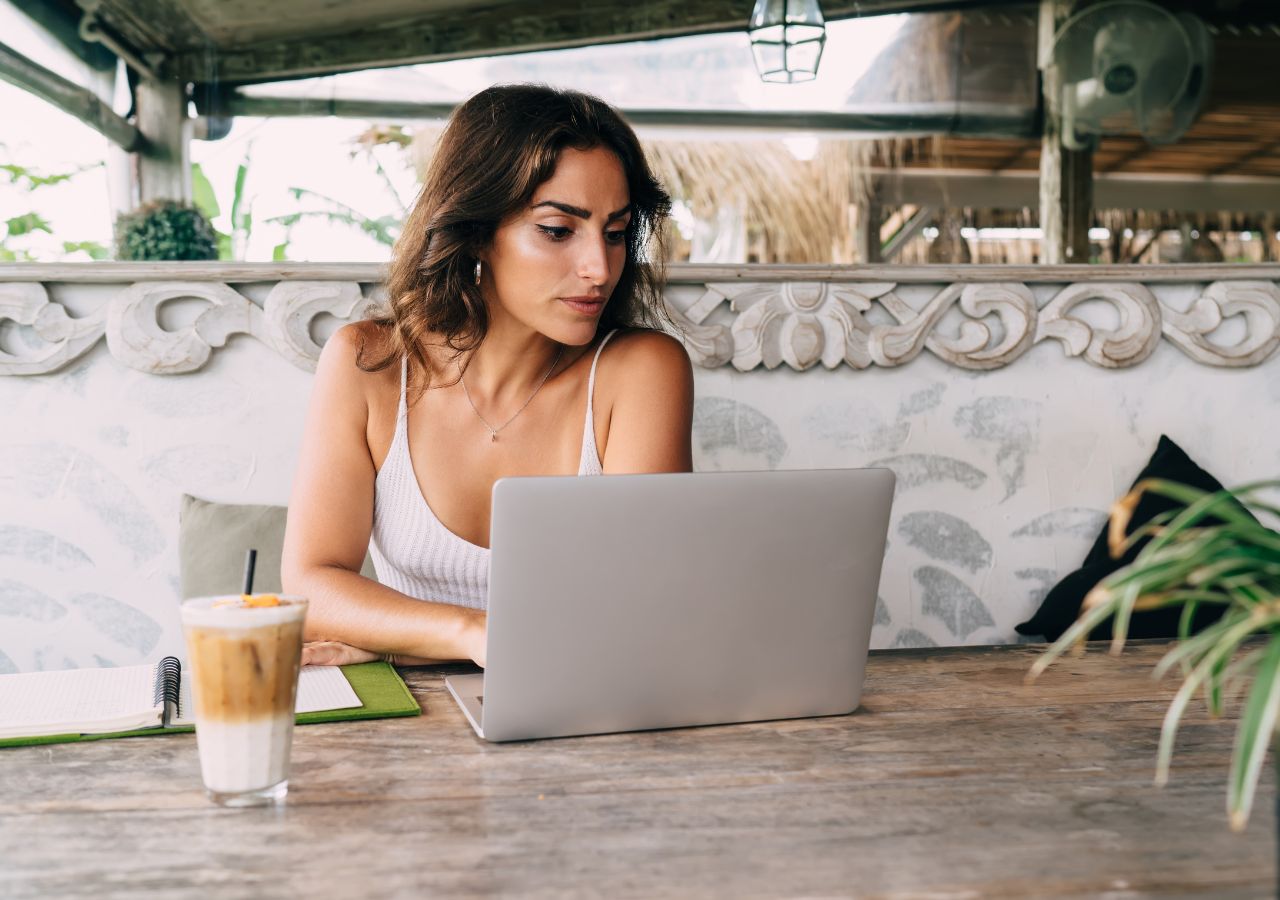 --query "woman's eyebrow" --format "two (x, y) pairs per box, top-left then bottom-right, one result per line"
(531, 200), (633, 221)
